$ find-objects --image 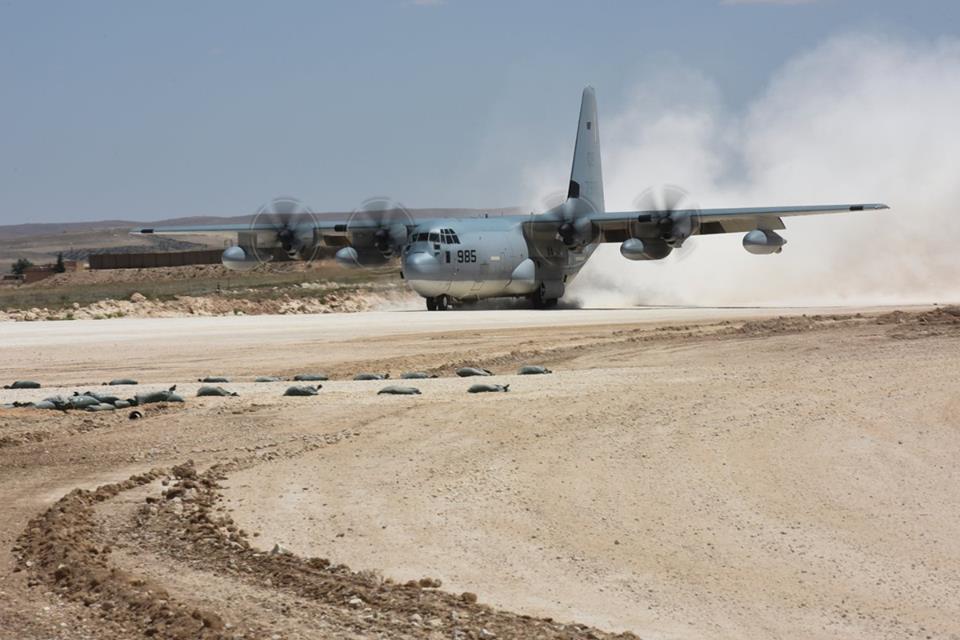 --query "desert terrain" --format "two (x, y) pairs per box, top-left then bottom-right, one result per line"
(0, 260), (414, 321)
(1, 305), (959, 639)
